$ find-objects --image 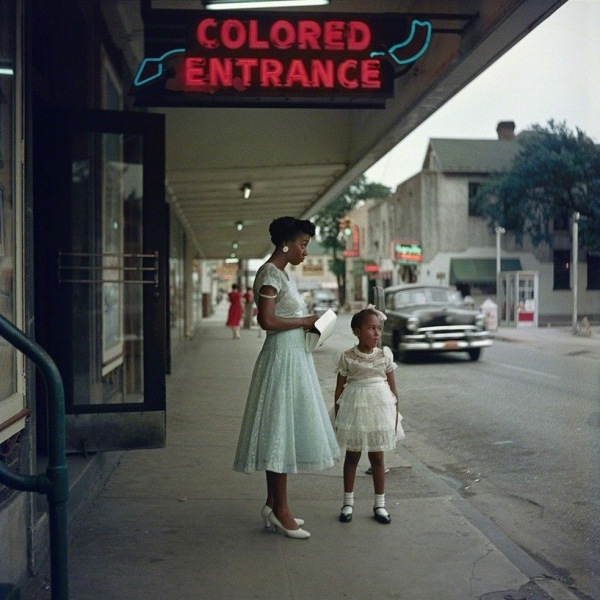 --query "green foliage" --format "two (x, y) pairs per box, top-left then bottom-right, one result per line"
(472, 120), (600, 250)
(312, 174), (391, 253)
(311, 174), (391, 305)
